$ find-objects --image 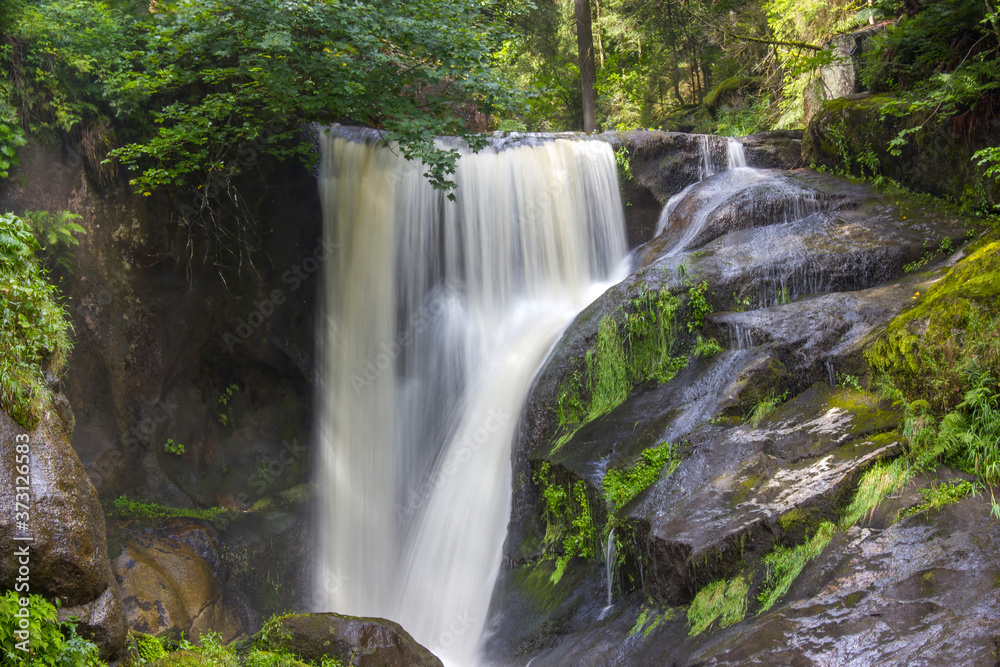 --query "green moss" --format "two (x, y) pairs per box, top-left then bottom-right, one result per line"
(532, 463), (595, 584)
(110, 496), (230, 522)
(704, 76), (759, 111)
(777, 507), (808, 532)
(840, 459), (911, 528)
(628, 607), (651, 638)
(550, 288), (692, 455)
(602, 442), (679, 512)
(844, 590), (865, 606)
(757, 522), (836, 613)
(687, 575), (749, 636)
(865, 235), (1000, 413)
